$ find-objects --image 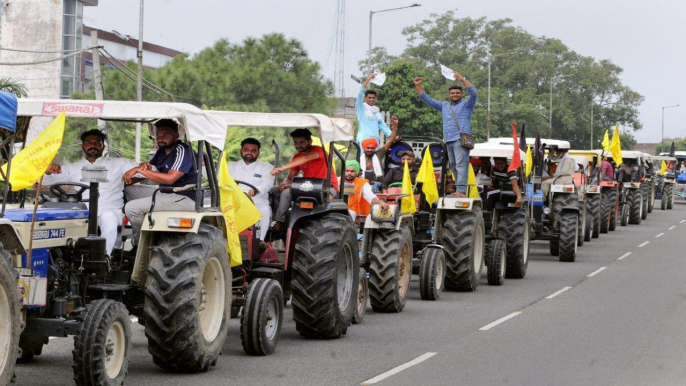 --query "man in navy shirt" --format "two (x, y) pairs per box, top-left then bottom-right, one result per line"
(123, 119), (197, 244)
